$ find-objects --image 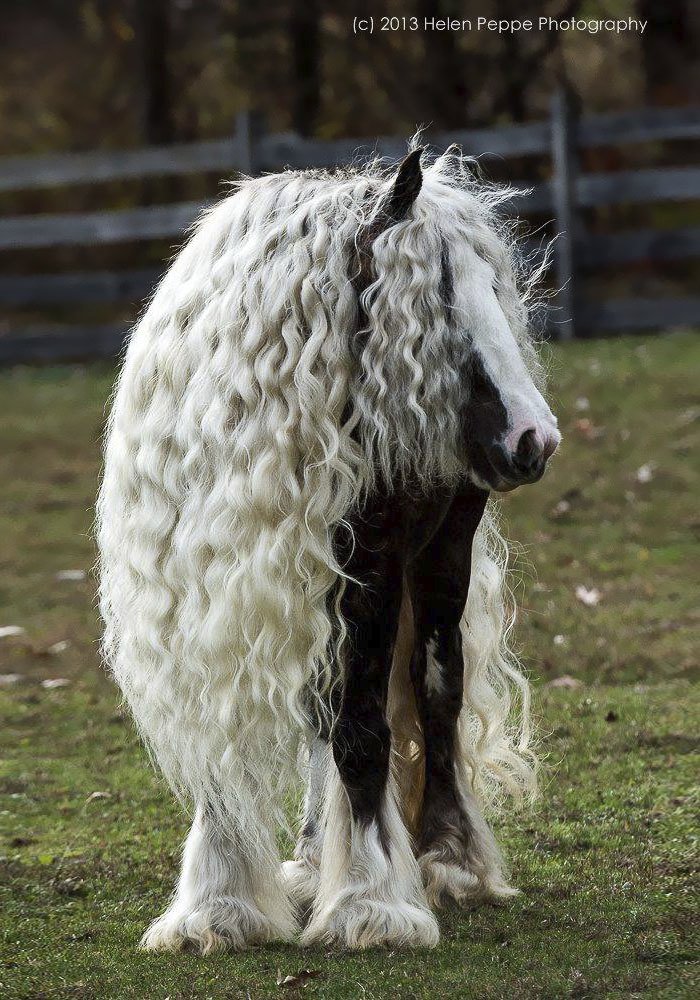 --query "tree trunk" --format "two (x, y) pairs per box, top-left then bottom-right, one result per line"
(290, 0), (321, 136)
(637, 0), (699, 104)
(417, 0), (466, 128)
(138, 0), (175, 144)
